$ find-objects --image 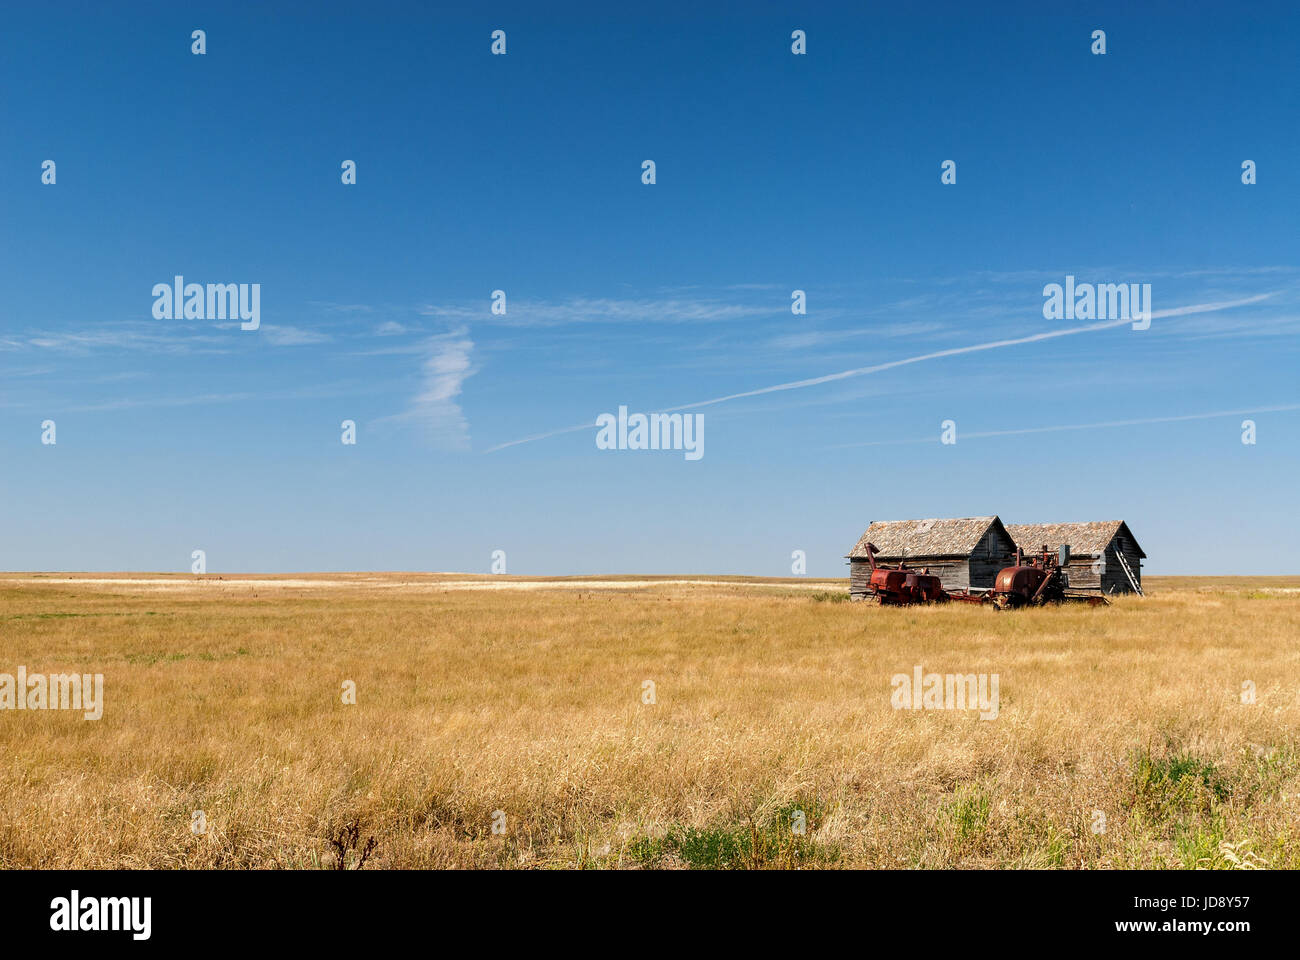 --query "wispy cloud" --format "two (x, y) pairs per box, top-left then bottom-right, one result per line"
(68, 392), (255, 412)
(16, 325), (229, 355)
(830, 403), (1300, 447)
(419, 295), (771, 327)
(484, 293), (1273, 453)
(766, 321), (951, 351)
(308, 301), (375, 314)
(260, 324), (332, 346)
(375, 328), (476, 449)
